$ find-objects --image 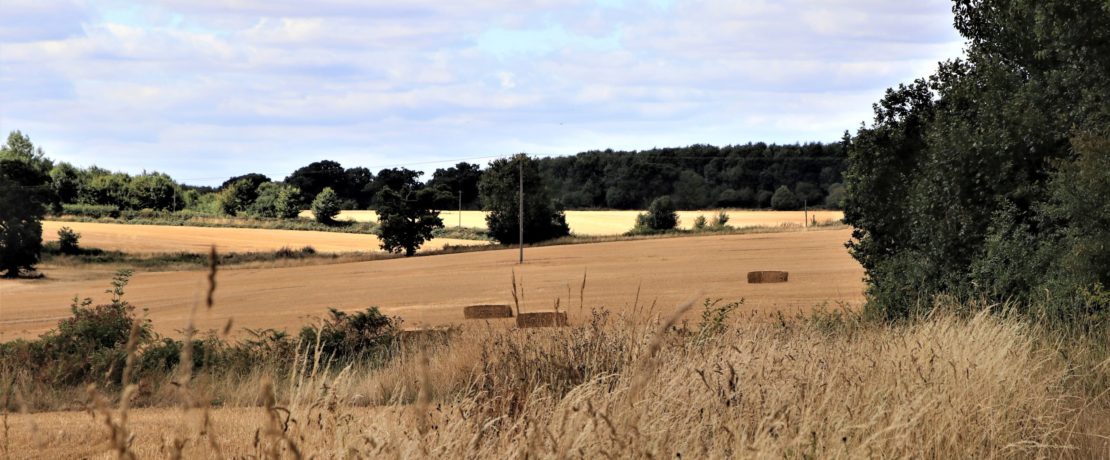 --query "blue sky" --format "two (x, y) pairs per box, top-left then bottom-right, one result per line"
(1, 0), (964, 185)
